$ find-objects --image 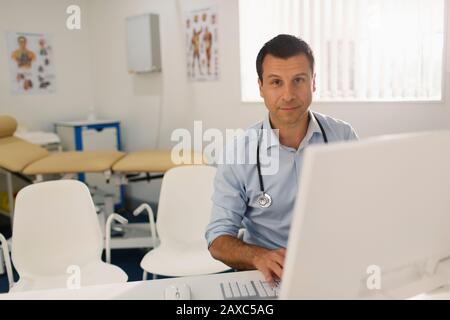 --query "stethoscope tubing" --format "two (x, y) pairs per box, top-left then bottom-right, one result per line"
(256, 111), (328, 208)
